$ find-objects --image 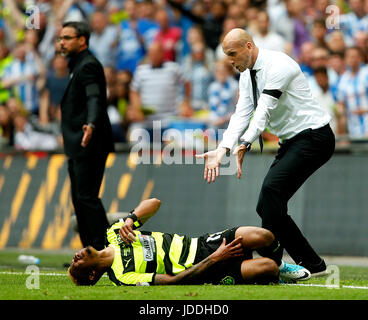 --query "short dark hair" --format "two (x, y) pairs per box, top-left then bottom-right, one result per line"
(62, 21), (90, 46)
